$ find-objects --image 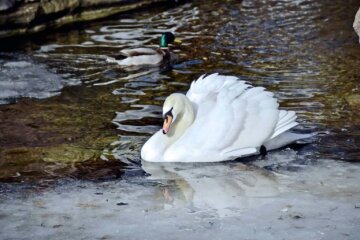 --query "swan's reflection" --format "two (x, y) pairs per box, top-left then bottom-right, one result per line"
(141, 160), (280, 217)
